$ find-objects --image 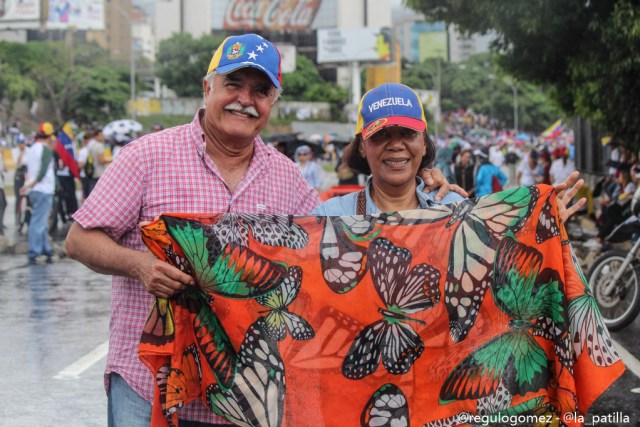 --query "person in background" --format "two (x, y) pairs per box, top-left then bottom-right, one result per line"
(12, 134), (29, 230)
(475, 146), (507, 197)
(549, 145), (576, 185)
(516, 150), (540, 187)
(76, 129), (91, 202)
(295, 144), (321, 191)
(454, 148), (475, 197)
(434, 146), (456, 185)
(151, 122), (164, 133)
(85, 127), (110, 196)
(20, 122), (56, 264)
(53, 142), (78, 223)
